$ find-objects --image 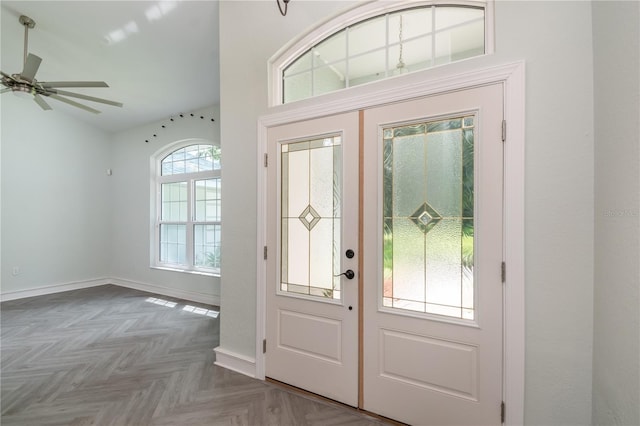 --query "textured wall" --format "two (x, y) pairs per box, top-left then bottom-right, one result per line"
(592, 2), (640, 425)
